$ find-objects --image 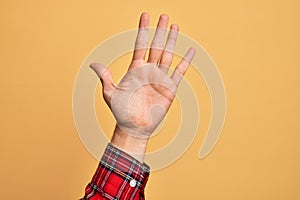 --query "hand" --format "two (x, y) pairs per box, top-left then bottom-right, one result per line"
(90, 13), (195, 161)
